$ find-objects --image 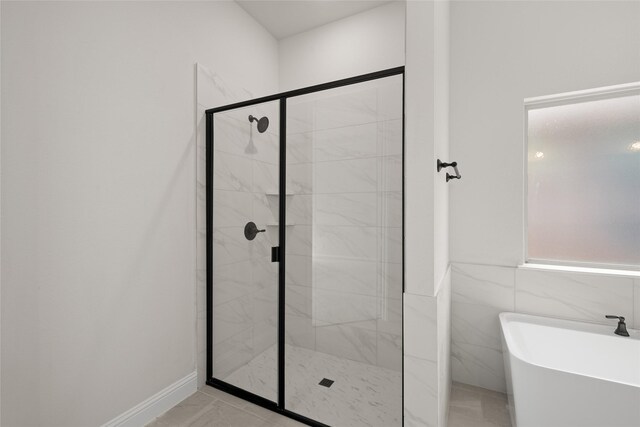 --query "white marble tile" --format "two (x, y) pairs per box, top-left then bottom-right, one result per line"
(438, 282), (452, 427)
(285, 284), (313, 317)
(252, 321), (277, 359)
(285, 346), (402, 426)
(214, 328), (253, 380)
(313, 225), (378, 261)
(452, 301), (505, 350)
(378, 295), (403, 335)
(247, 229), (273, 262)
(286, 194), (311, 225)
(378, 119), (403, 156)
(286, 100), (315, 135)
(451, 342), (507, 394)
(379, 261), (403, 300)
(212, 114), (252, 158)
(212, 190), (252, 227)
(313, 88), (377, 131)
(315, 323), (377, 365)
(196, 268), (207, 320)
(213, 260), (253, 307)
(378, 155), (402, 192)
(284, 254), (312, 286)
(213, 151), (252, 192)
(285, 225), (312, 256)
(251, 192), (278, 227)
(379, 226), (403, 264)
(314, 158), (377, 193)
(214, 295), (253, 345)
(196, 105), (207, 186)
(252, 283), (278, 358)
(285, 314), (316, 350)
(634, 279), (640, 329)
(312, 289), (378, 329)
(223, 344), (402, 427)
(251, 160), (278, 194)
(376, 77), (403, 122)
(515, 268), (634, 324)
(196, 63), (219, 108)
(251, 256), (278, 290)
(377, 331), (402, 371)
(196, 63), (249, 109)
(379, 190), (403, 228)
(287, 163), (313, 195)
(312, 256), (378, 296)
(313, 193), (378, 226)
(404, 293), (438, 361)
(286, 132), (313, 164)
(252, 287), (278, 329)
(313, 122), (378, 162)
(404, 356), (438, 427)
(222, 344), (278, 403)
(197, 225), (207, 269)
(452, 263), (515, 308)
(197, 179), (206, 214)
(212, 227), (250, 267)
(250, 130), (280, 165)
